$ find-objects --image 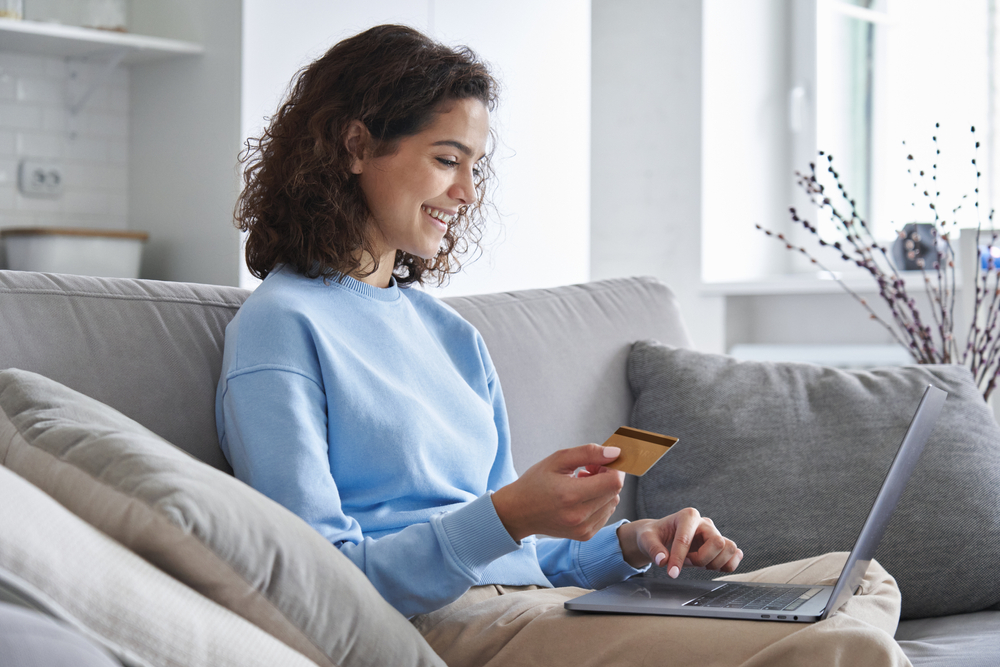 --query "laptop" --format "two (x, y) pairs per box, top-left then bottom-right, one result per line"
(565, 384), (947, 623)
